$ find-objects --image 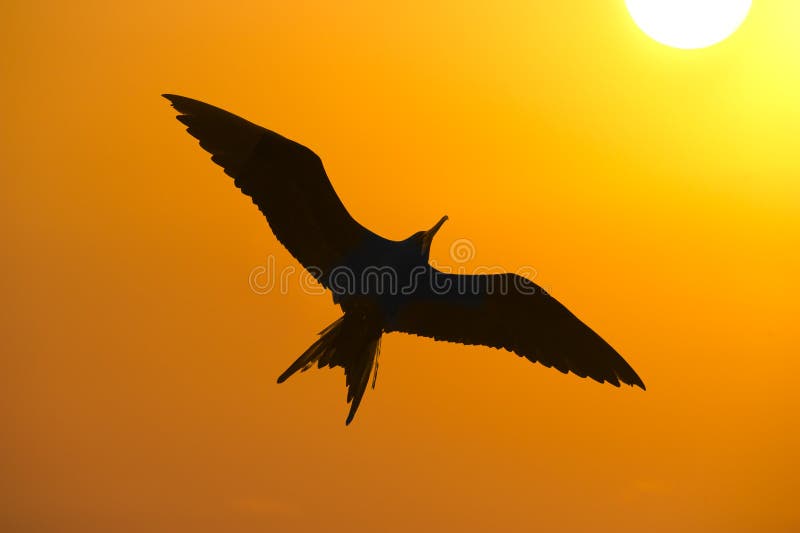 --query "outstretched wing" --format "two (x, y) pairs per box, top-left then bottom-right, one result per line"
(387, 270), (645, 389)
(163, 94), (388, 283)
